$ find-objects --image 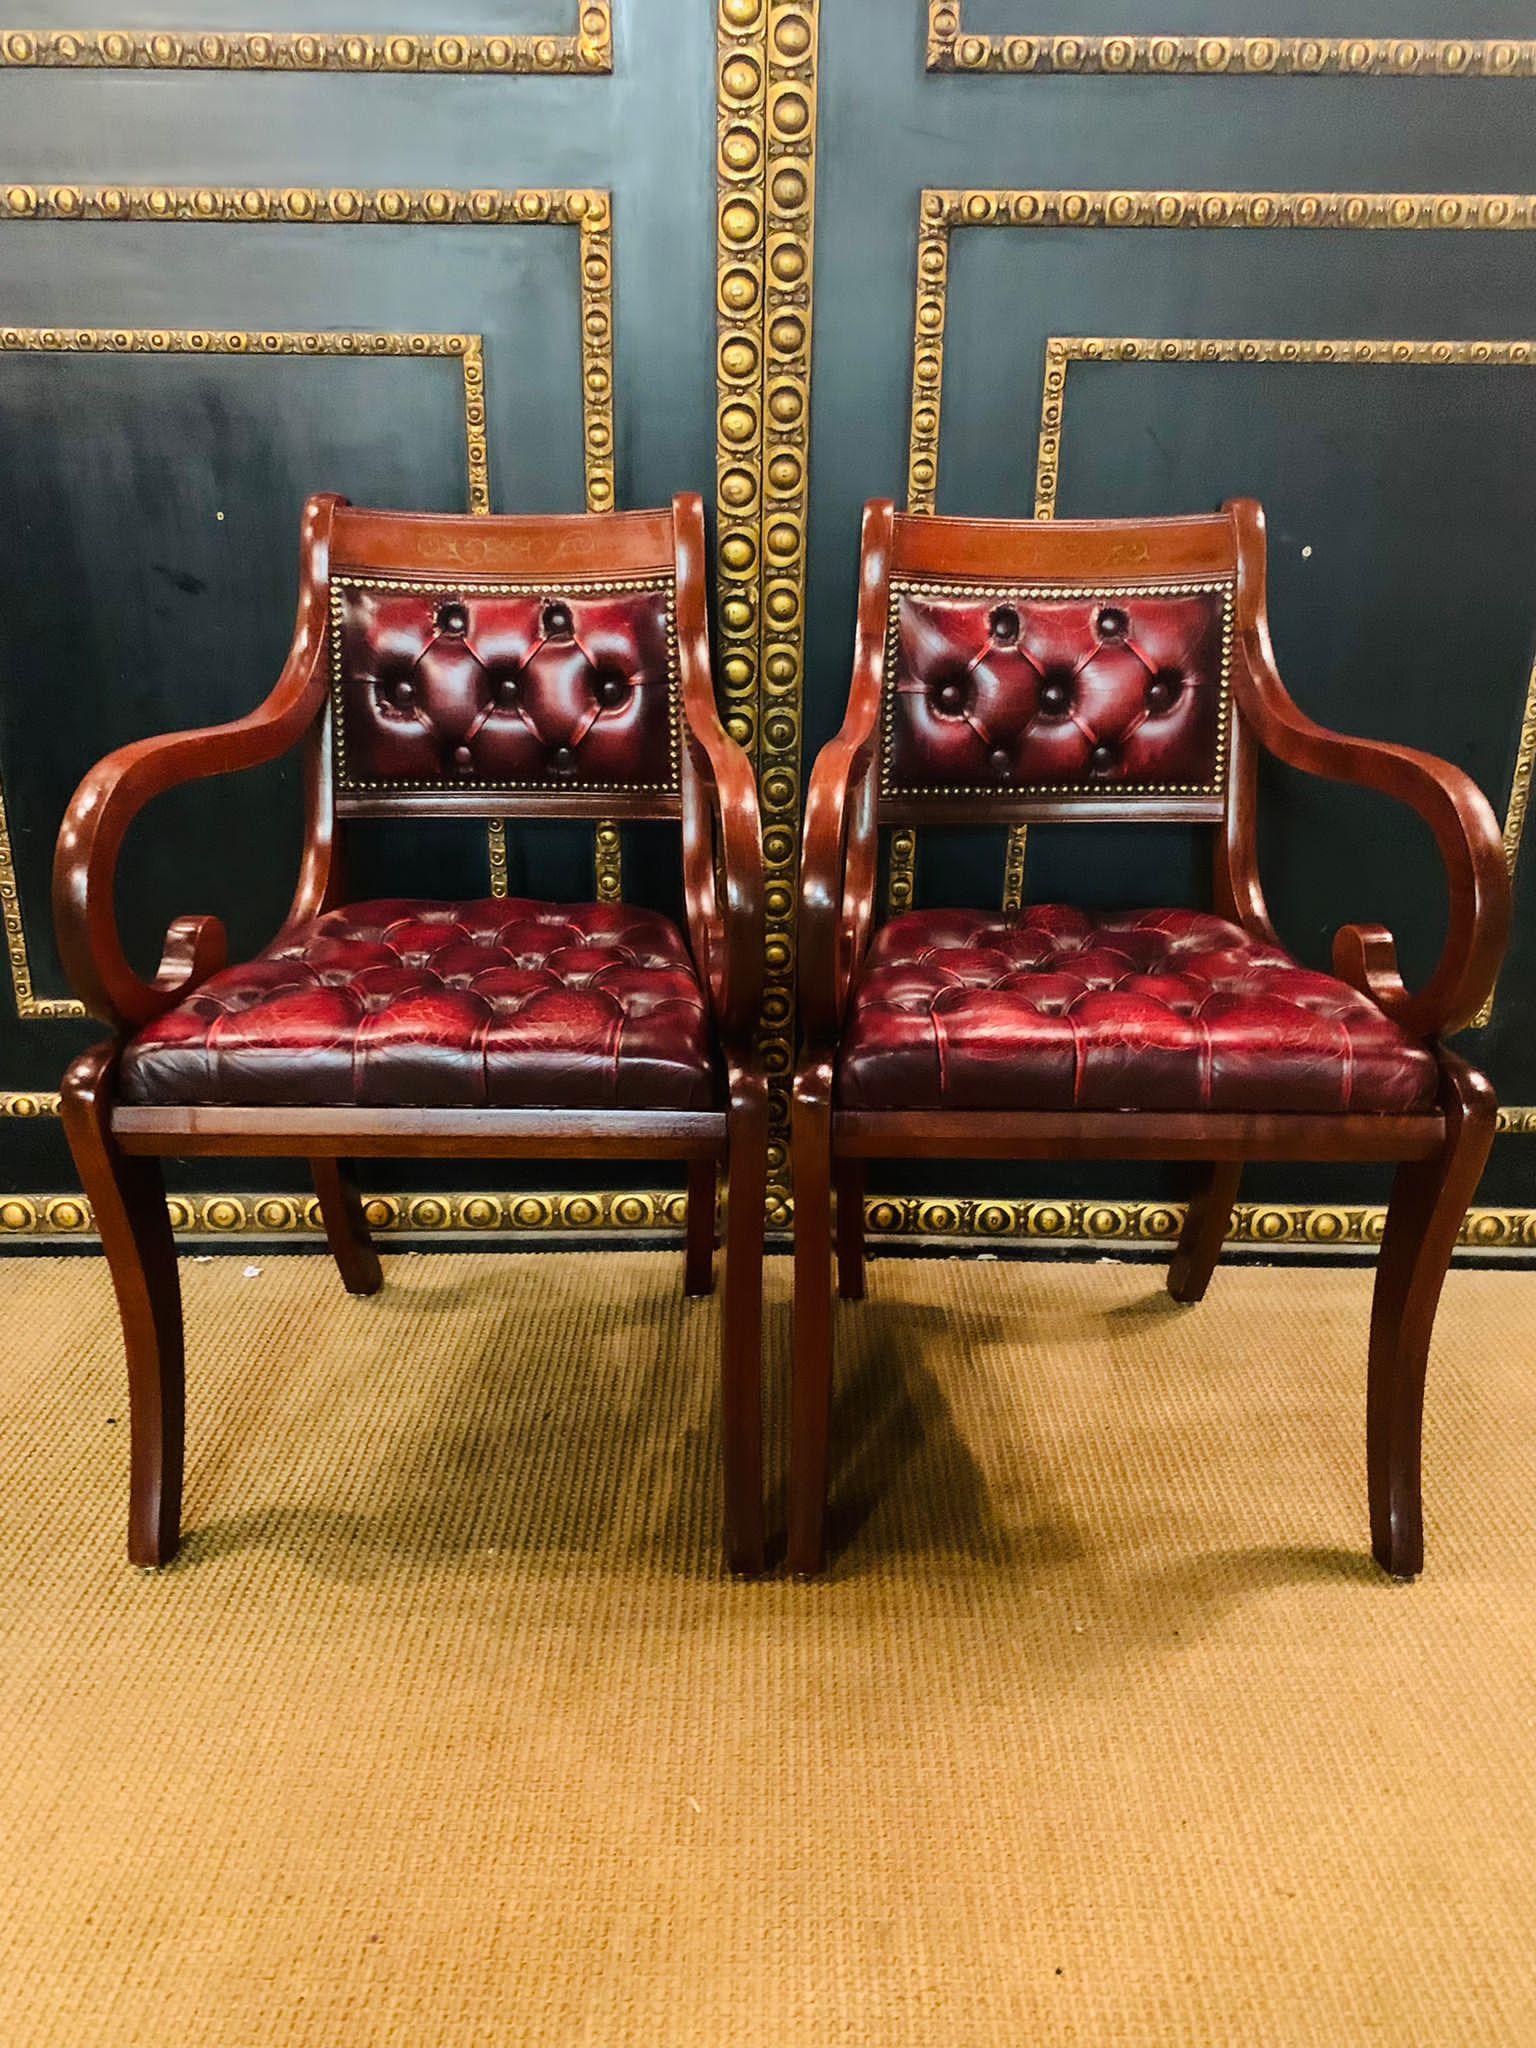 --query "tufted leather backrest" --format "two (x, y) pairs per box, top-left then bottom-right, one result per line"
(877, 510), (1240, 824)
(884, 580), (1233, 810)
(325, 504), (685, 820)
(331, 580), (678, 804)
